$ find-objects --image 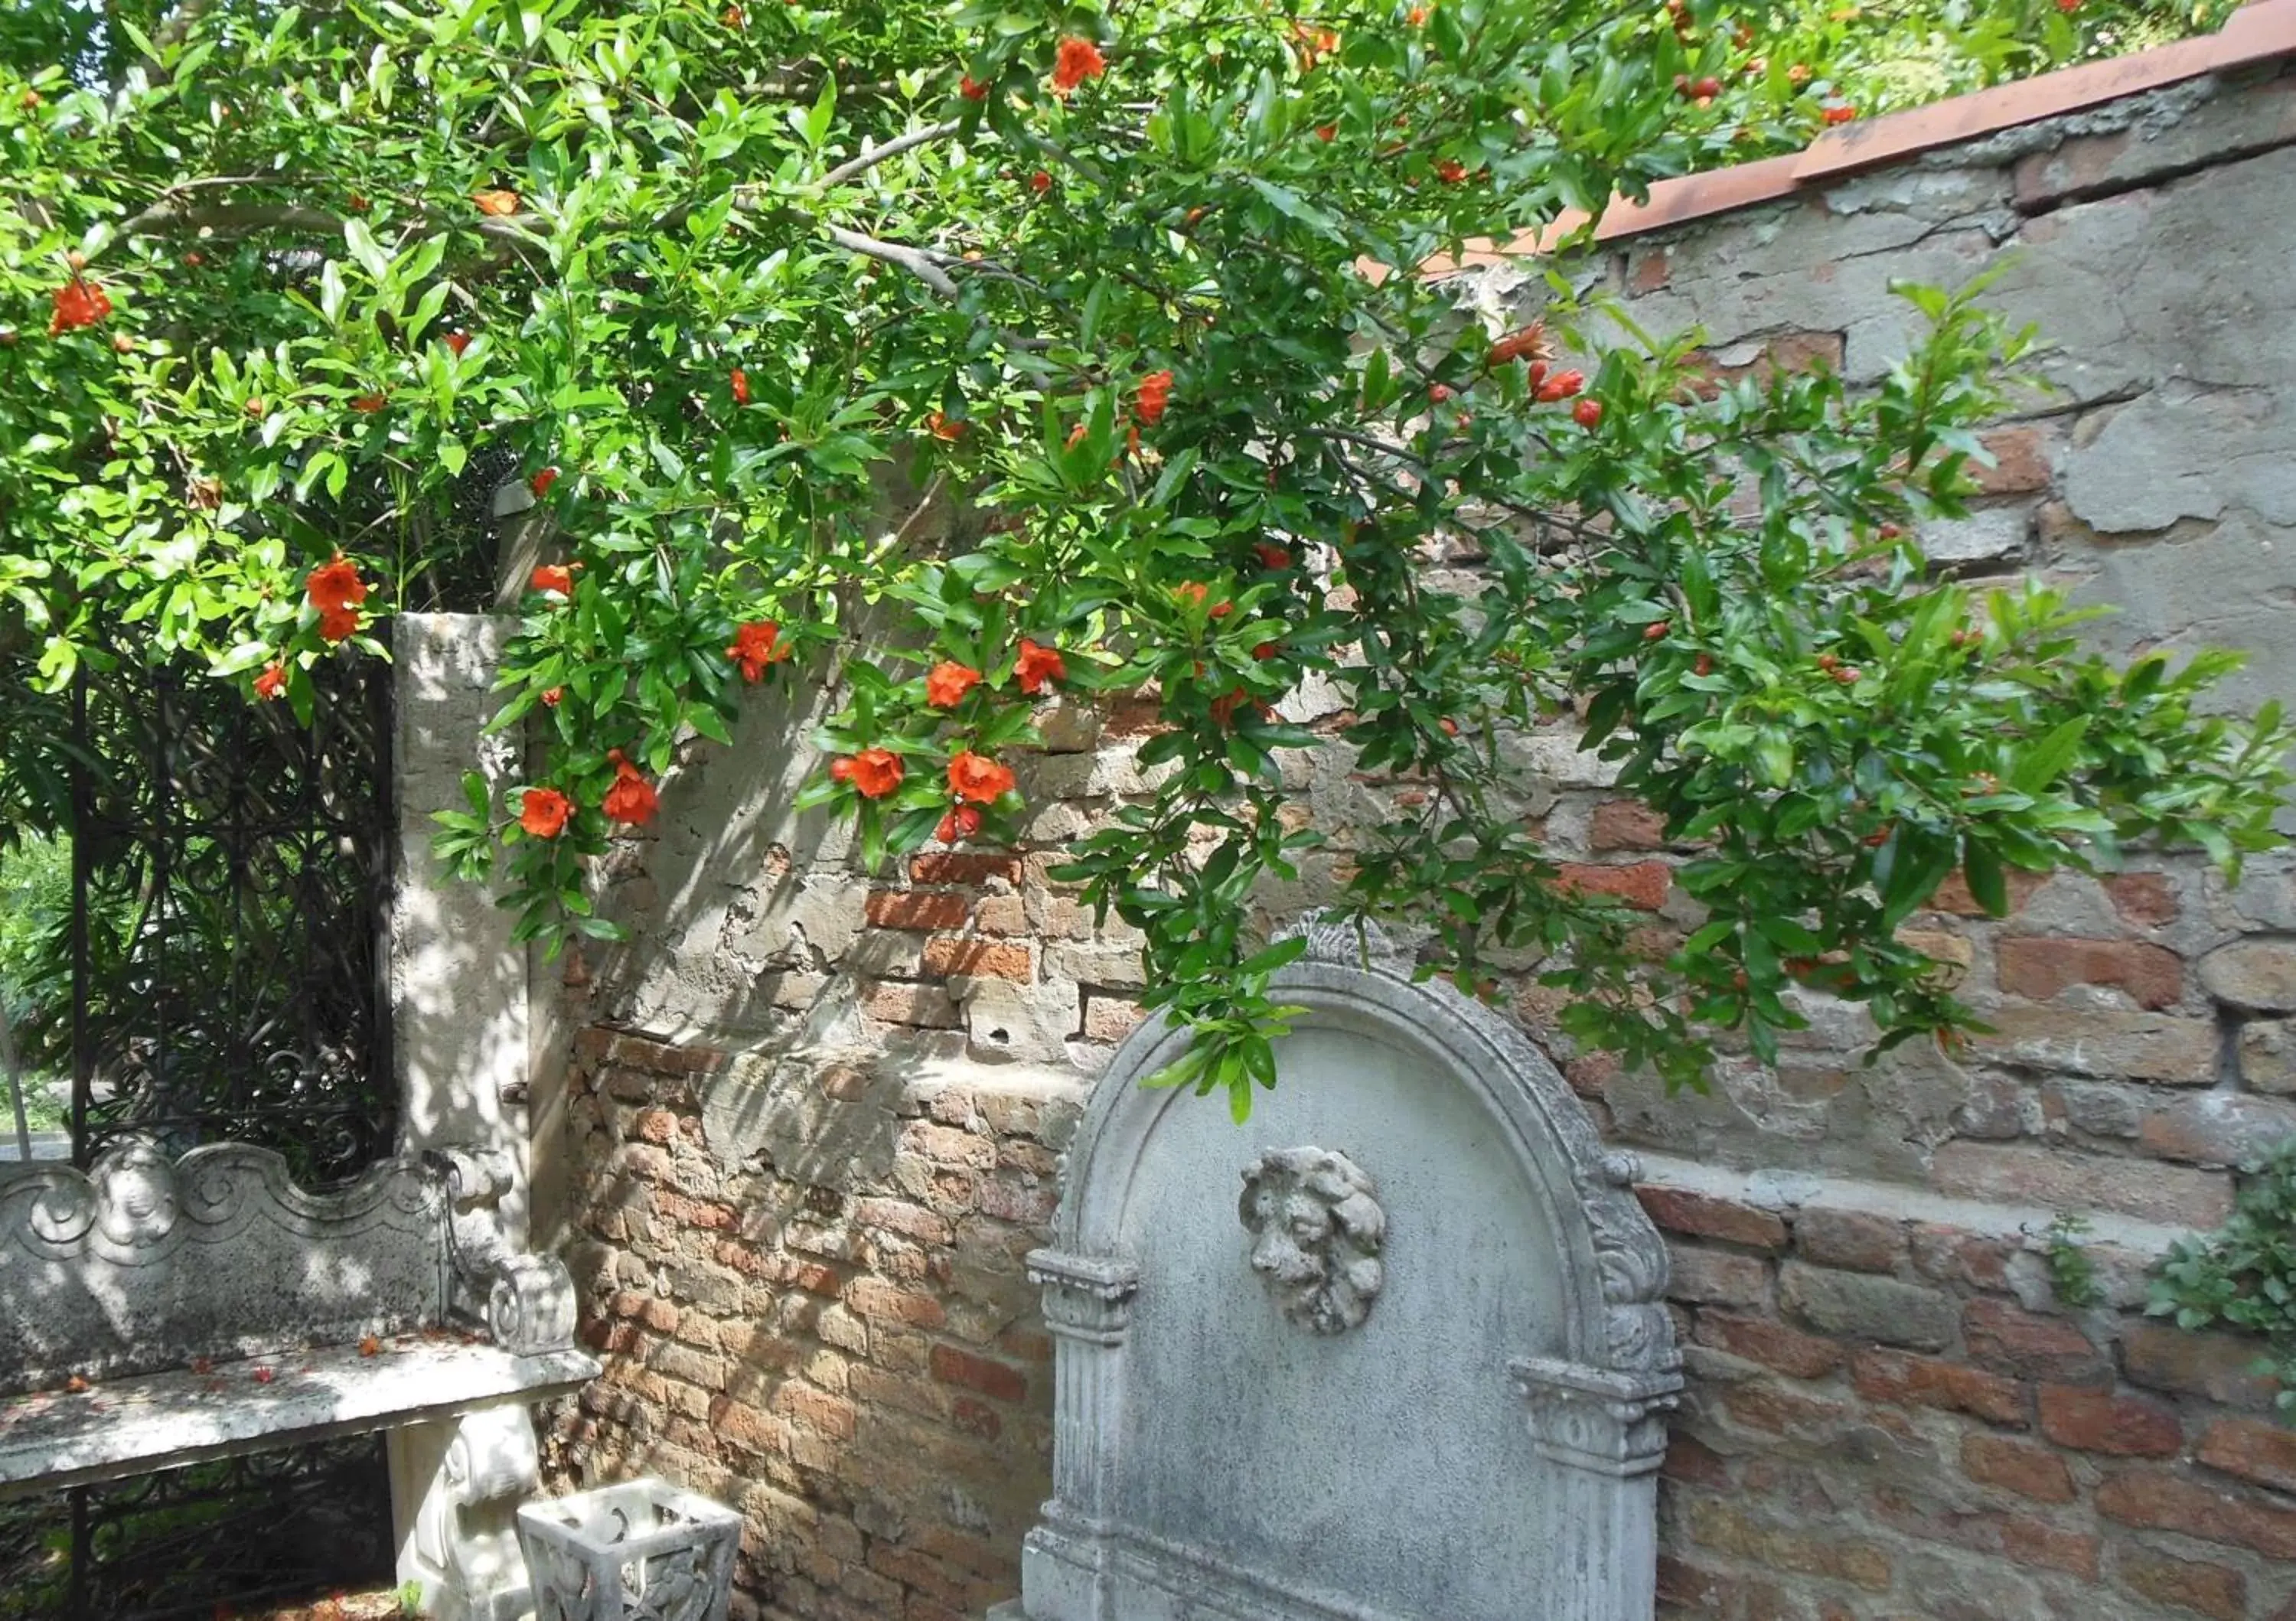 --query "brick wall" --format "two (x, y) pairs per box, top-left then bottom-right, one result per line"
(540, 66), (2296, 1621)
